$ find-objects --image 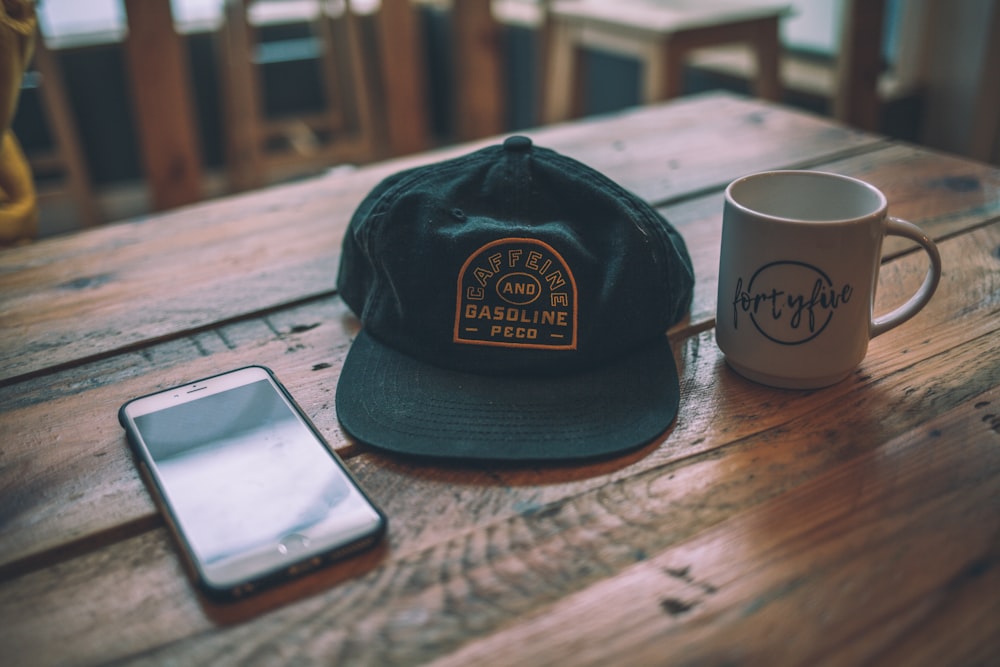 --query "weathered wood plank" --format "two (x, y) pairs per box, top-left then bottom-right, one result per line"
(1, 224), (996, 666)
(0, 93), (884, 384)
(428, 388), (1000, 667)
